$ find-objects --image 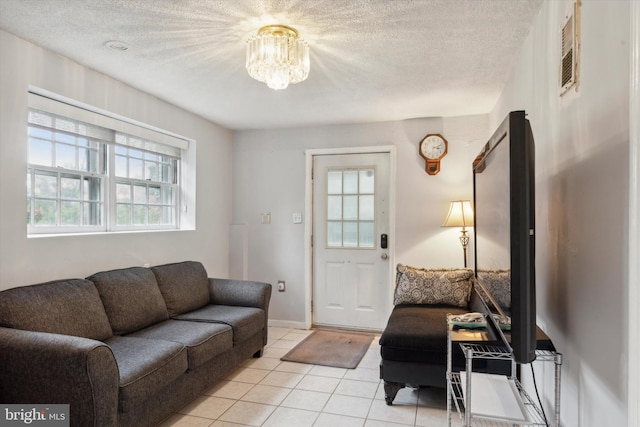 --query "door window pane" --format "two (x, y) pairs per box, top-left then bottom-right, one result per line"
(343, 196), (358, 221)
(343, 222), (358, 247)
(327, 221), (342, 247)
(359, 222), (375, 247)
(328, 170), (342, 194)
(343, 170), (358, 194)
(327, 196), (342, 220)
(326, 167), (376, 249)
(359, 195), (374, 221)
